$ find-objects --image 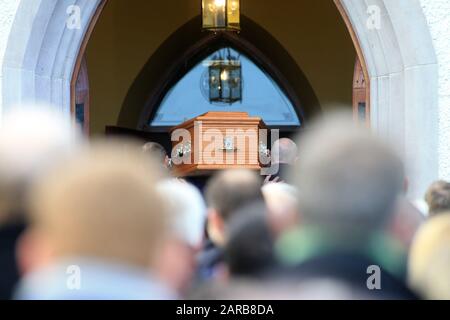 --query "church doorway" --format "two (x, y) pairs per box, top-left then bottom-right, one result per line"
(5, 0), (432, 196)
(77, 0), (358, 138)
